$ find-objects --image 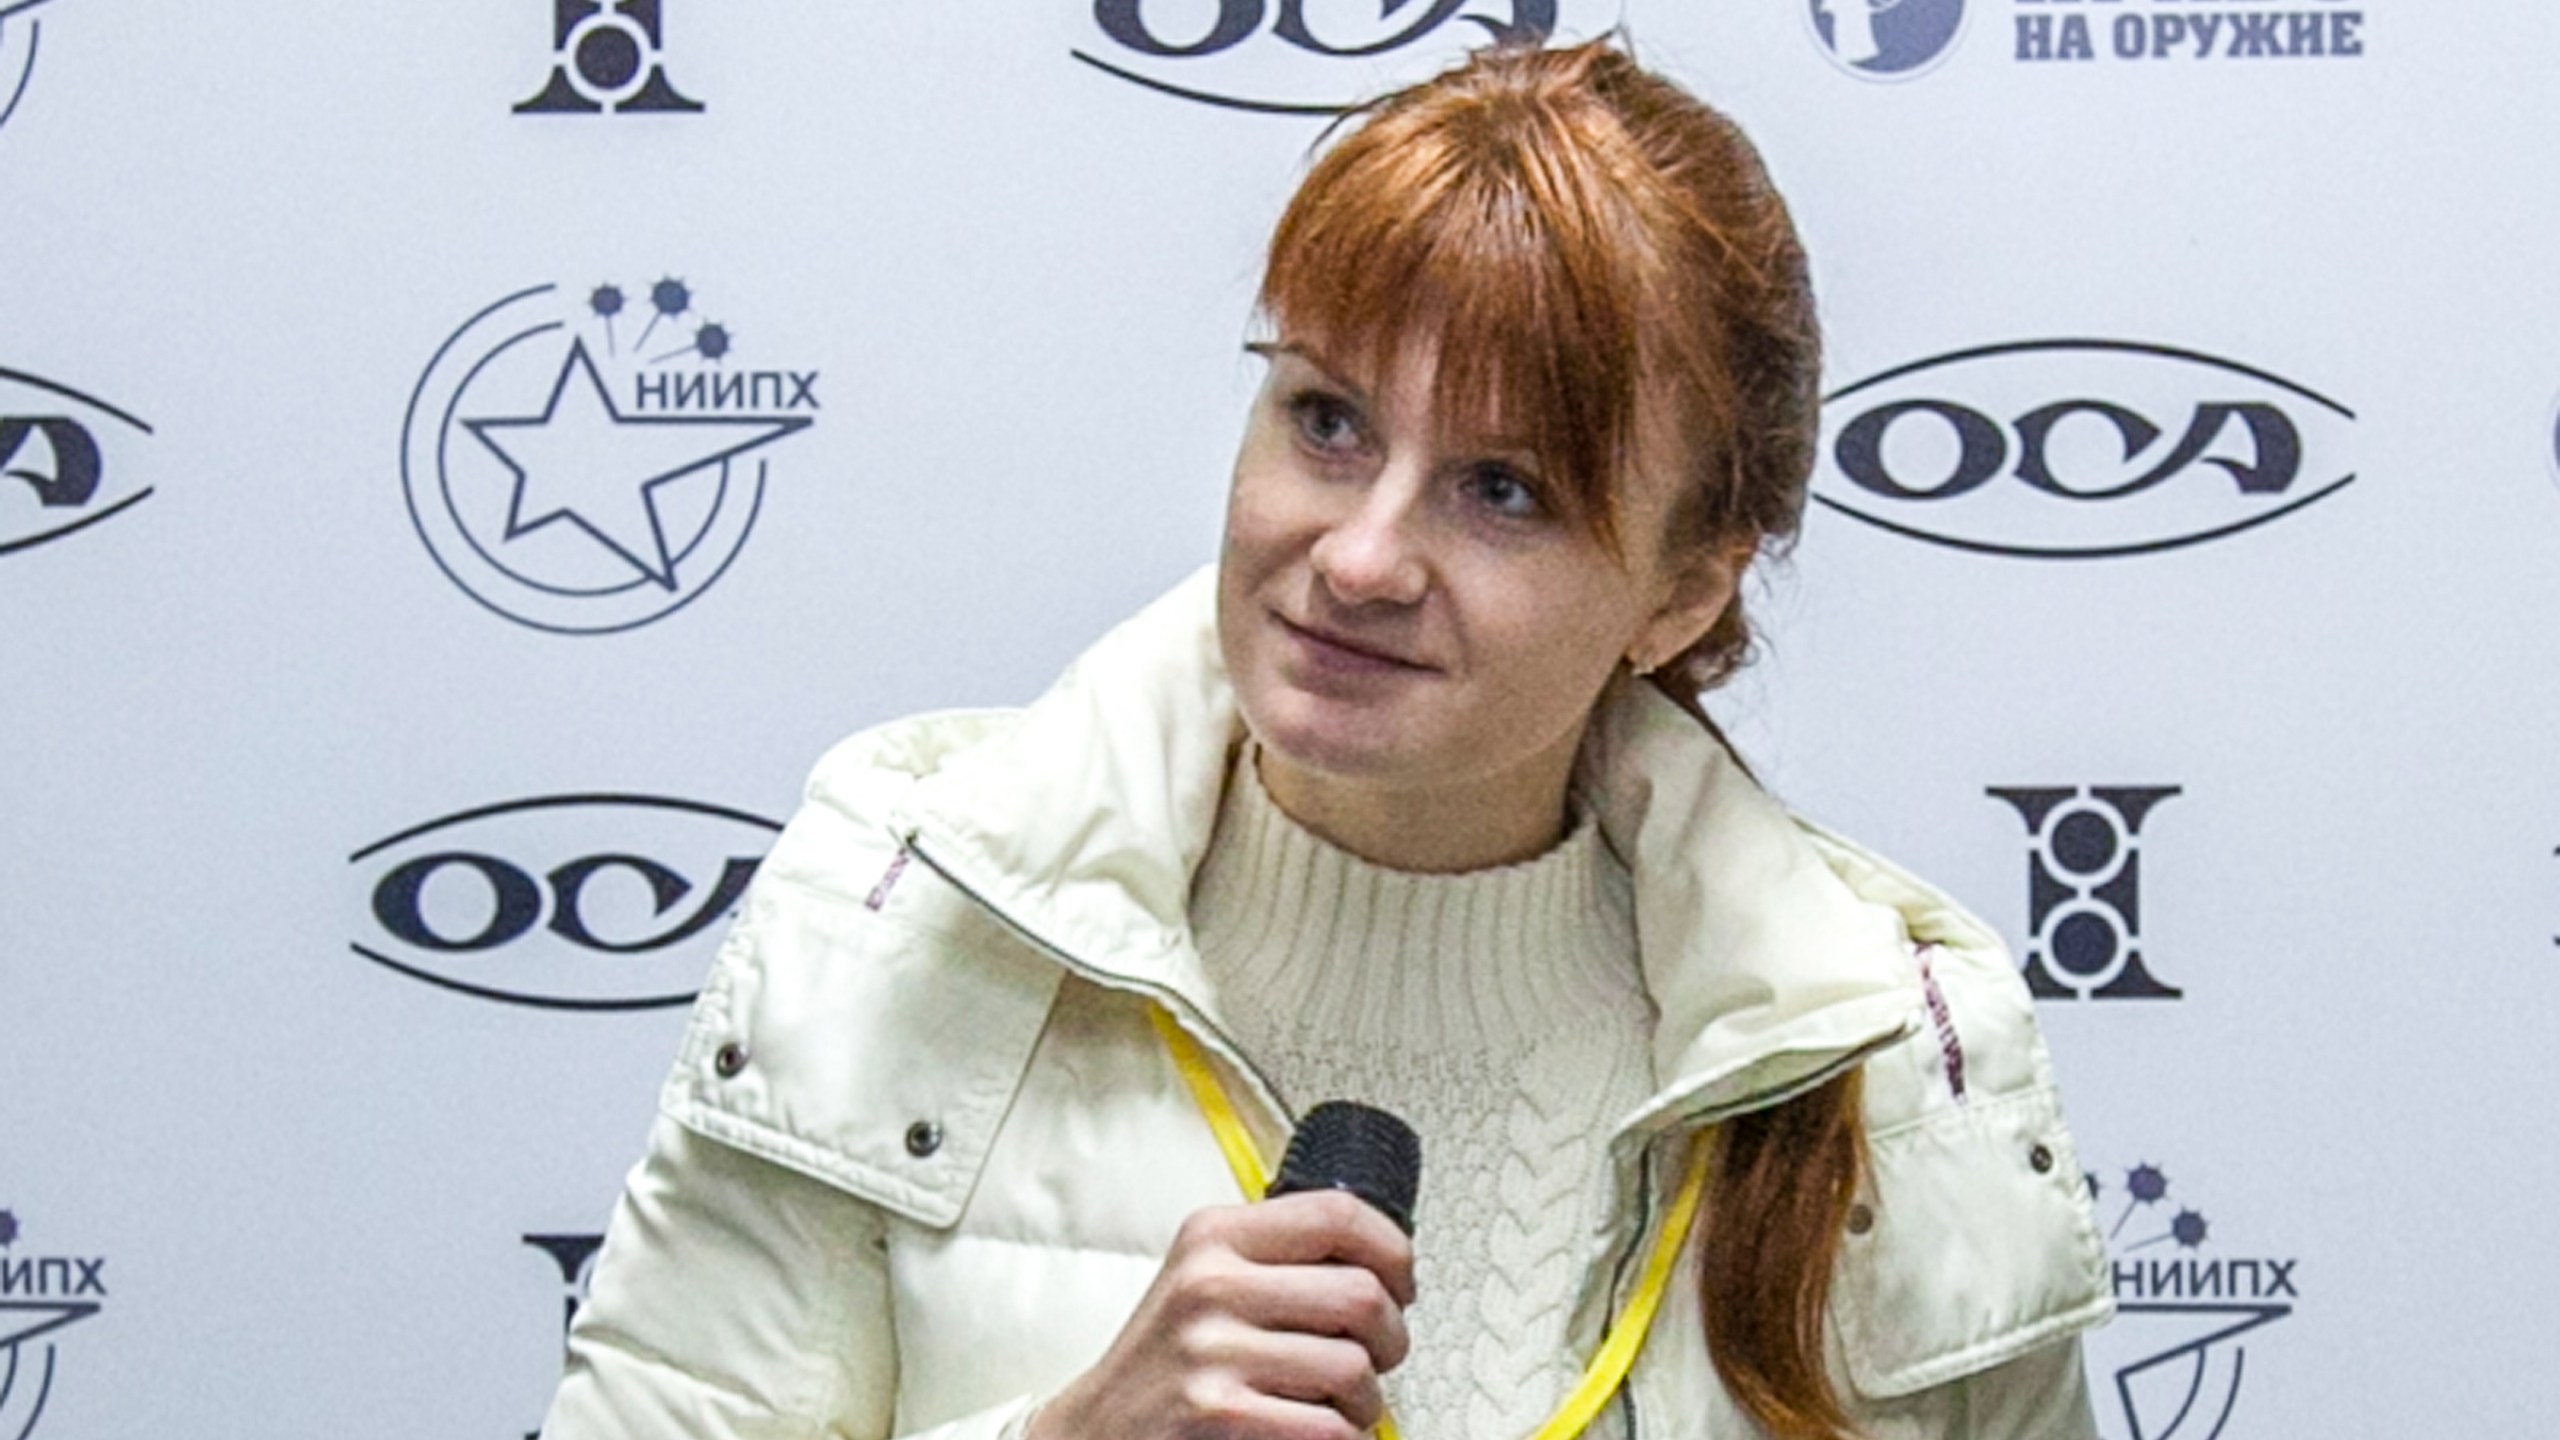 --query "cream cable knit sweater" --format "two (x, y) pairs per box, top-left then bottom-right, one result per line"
(1189, 753), (1658, 1440)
